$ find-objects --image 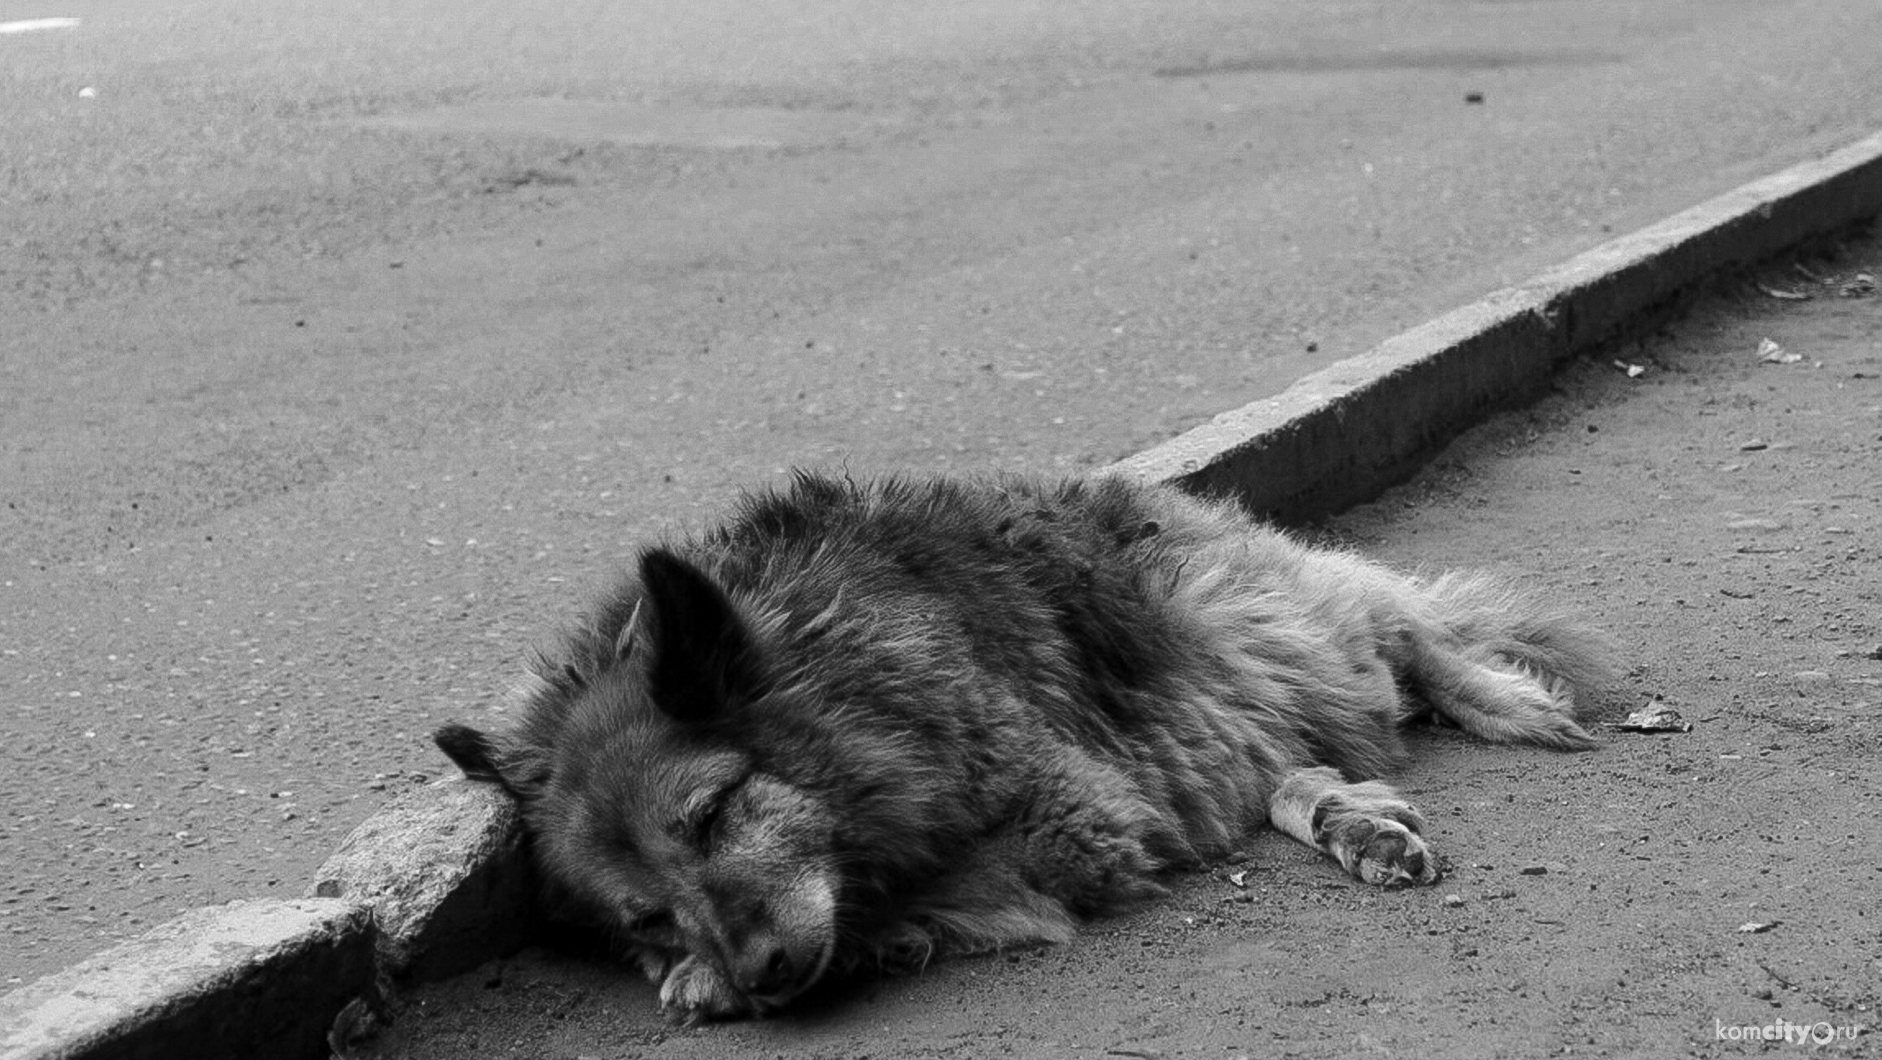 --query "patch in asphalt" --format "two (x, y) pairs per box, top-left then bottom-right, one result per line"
(359, 99), (889, 150)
